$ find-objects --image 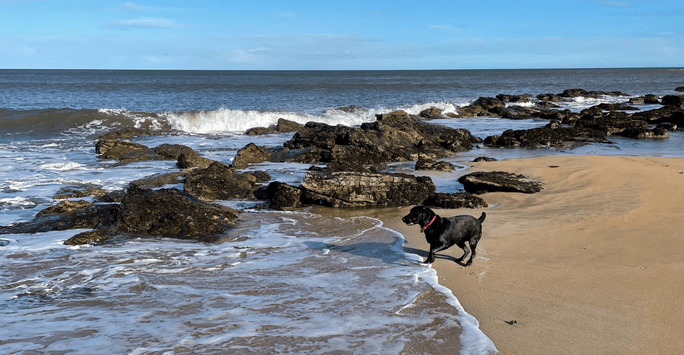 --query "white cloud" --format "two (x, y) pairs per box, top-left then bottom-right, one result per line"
(106, 17), (184, 30)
